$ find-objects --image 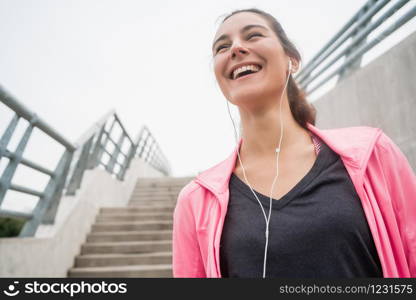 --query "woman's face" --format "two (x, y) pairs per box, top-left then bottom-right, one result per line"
(212, 12), (290, 106)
